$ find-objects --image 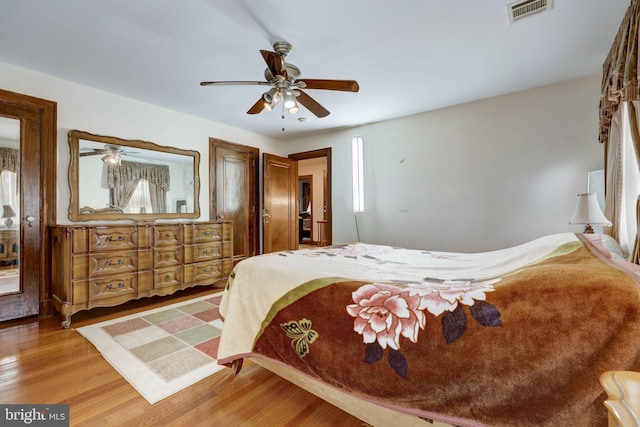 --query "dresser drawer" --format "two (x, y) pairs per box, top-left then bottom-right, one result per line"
(184, 223), (223, 244)
(88, 227), (140, 252)
(154, 225), (183, 247)
(154, 267), (182, 289)
(72, 249), (152, 279)
(73, 273), (138, 304)
(184, 260), (223, 284)
(154, 246), (182, 268)
(184, 242), (224, 263)
(184, 258), (233, 284)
